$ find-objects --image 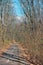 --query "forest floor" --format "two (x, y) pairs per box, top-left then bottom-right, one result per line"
(0, 40), (16, 55)
(0, 40), (42, 65)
